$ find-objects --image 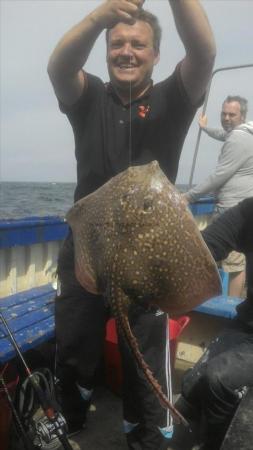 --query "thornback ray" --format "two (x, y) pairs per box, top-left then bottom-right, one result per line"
(66, 160), (222, 425)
